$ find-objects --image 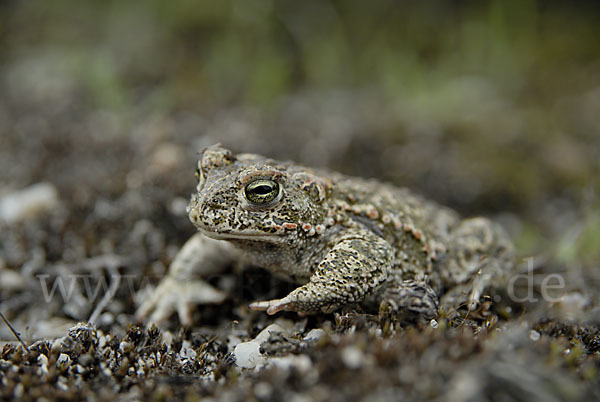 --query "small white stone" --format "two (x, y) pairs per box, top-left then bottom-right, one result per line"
(554, 292), (588, 321)
(97, 312), (114, 327)
(303, 328), (325, 342)
(341, 345), (364, 369)
(0, 269), (25, 291)
(529, 330), (541, 342)
(162, 331), (174, 348)
(254, 382), (273, 399)
(37, 354), (49, 365)
(51, 337), (67, 352)
(119, 341), (132, 352)
(0, 182), (59, 223)
(179, 340), (196, 359)
(289, 393), (313, 402)
(56, 378), (69, 391)
(254, 323), (287, 344)
(233, 341), (265, 369)
(169, 197), (189, 217)
(101, 364), (112, 377)
(37, 354), (49, 375)
(14, 383), (24, 399)
(57, 353), (70, 365)
(269, 354), (312, 373)
(150, 143), (183, 173)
